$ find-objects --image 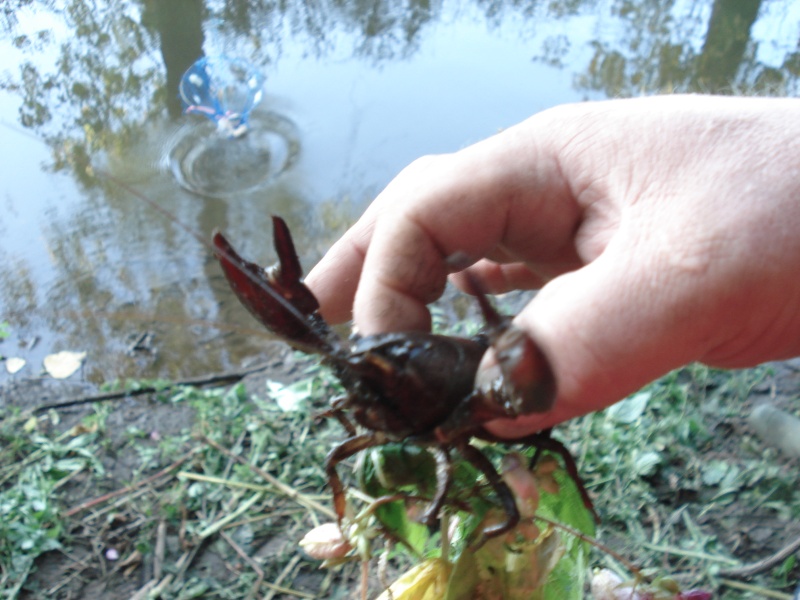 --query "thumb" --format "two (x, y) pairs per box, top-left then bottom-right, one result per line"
(482, 242), (712, 438)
